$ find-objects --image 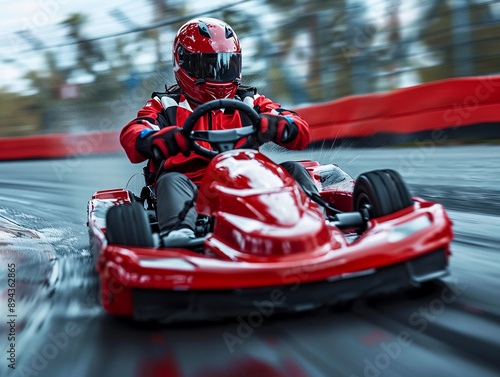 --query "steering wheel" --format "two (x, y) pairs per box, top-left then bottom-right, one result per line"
(181, 99), (261, 159)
